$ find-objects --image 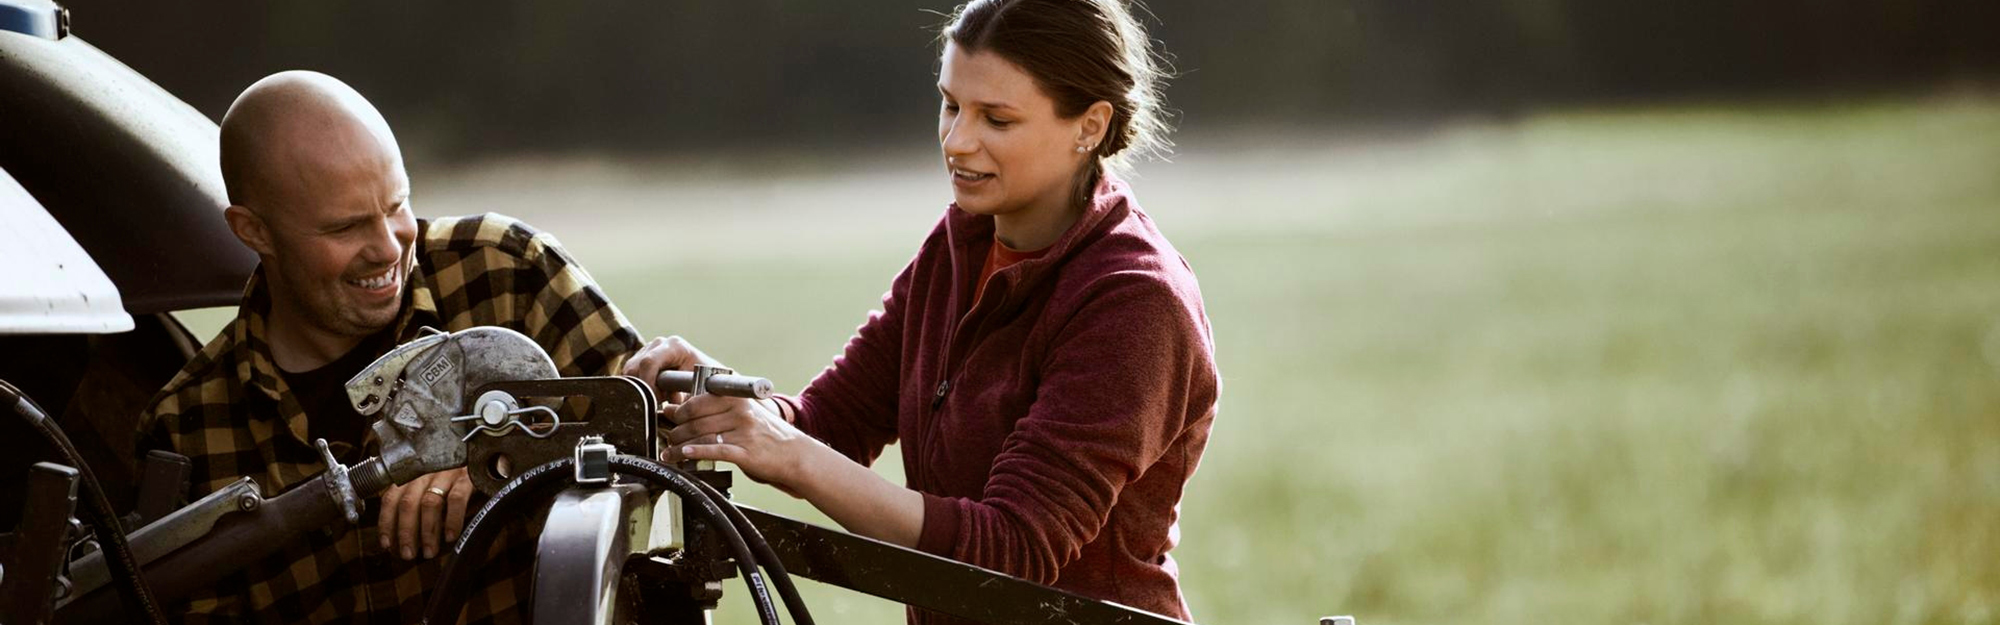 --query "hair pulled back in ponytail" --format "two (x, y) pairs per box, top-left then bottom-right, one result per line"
(943, 0), (1174, 174)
